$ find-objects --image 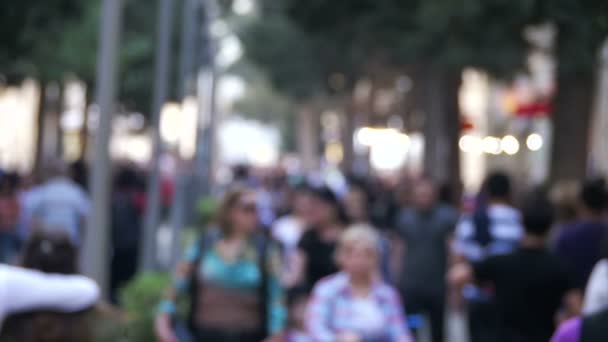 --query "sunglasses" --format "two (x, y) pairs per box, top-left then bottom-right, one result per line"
(236, 202), (258, 213)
